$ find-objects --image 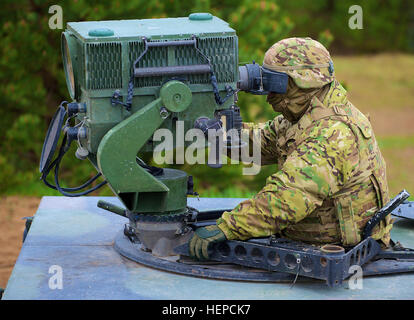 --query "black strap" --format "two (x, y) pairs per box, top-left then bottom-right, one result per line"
(138, 162), (164, 176)
(41, 131), (107, 196)
(363, 190), (410, 239)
